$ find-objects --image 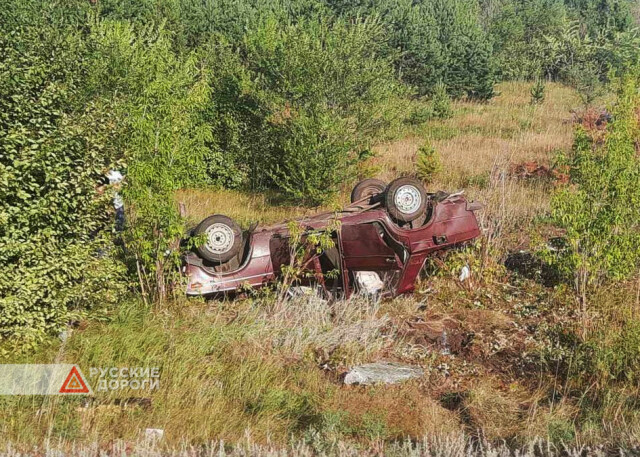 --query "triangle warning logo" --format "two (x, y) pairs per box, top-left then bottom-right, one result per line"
(59, 366), (90, 394)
